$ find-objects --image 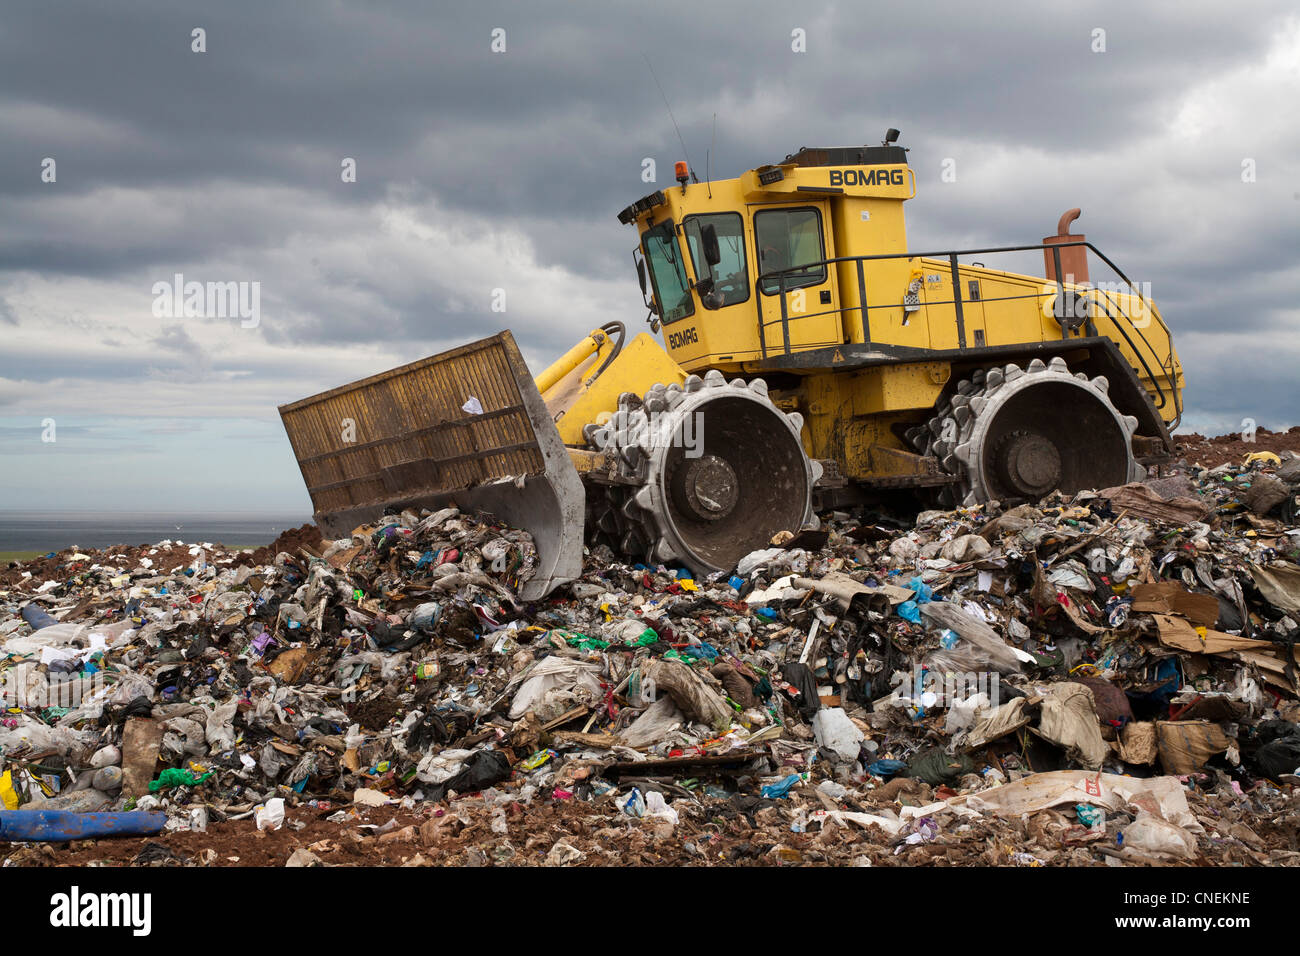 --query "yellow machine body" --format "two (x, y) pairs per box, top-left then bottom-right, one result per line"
(538, 328), (686, 448)
(563, 142), (1188, 486)
(282, 137), (1191, 599)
